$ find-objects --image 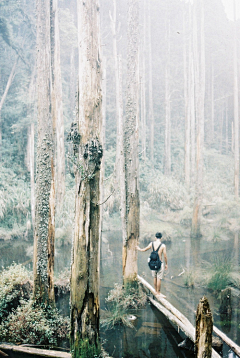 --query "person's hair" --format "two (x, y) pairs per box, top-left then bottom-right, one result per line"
(155, 232), (162, 239)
